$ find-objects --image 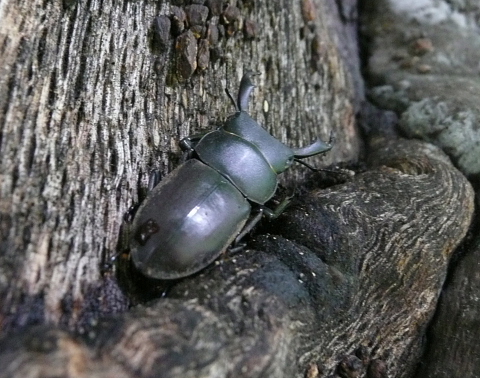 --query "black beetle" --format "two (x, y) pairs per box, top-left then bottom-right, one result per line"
(130, 73), (333, 279)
